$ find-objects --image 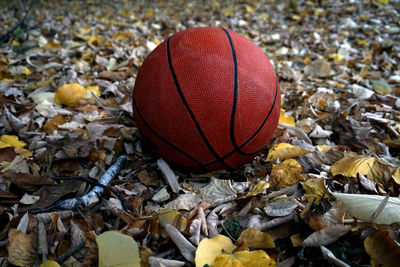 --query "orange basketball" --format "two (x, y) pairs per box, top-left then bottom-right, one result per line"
(133, 27), (280, 172)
